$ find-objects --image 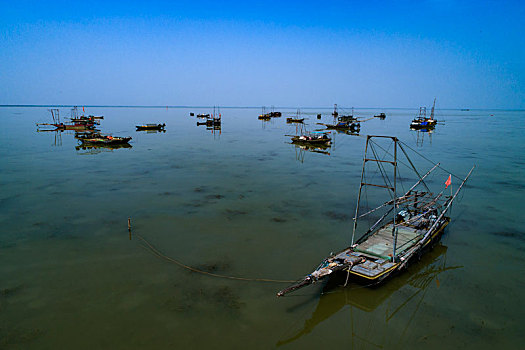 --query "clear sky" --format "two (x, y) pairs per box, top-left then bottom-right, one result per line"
(1, 0), (523, 108)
